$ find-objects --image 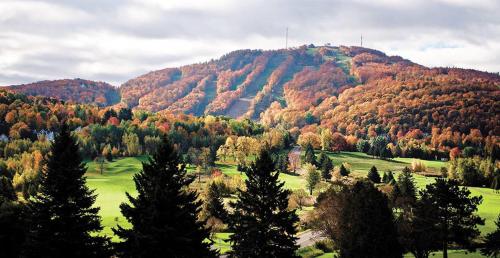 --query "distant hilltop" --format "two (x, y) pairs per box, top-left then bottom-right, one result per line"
(4, 45), (499, 136)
